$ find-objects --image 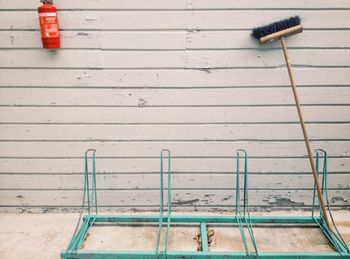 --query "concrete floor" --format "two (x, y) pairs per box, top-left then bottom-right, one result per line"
(0, 211), (349, 259)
